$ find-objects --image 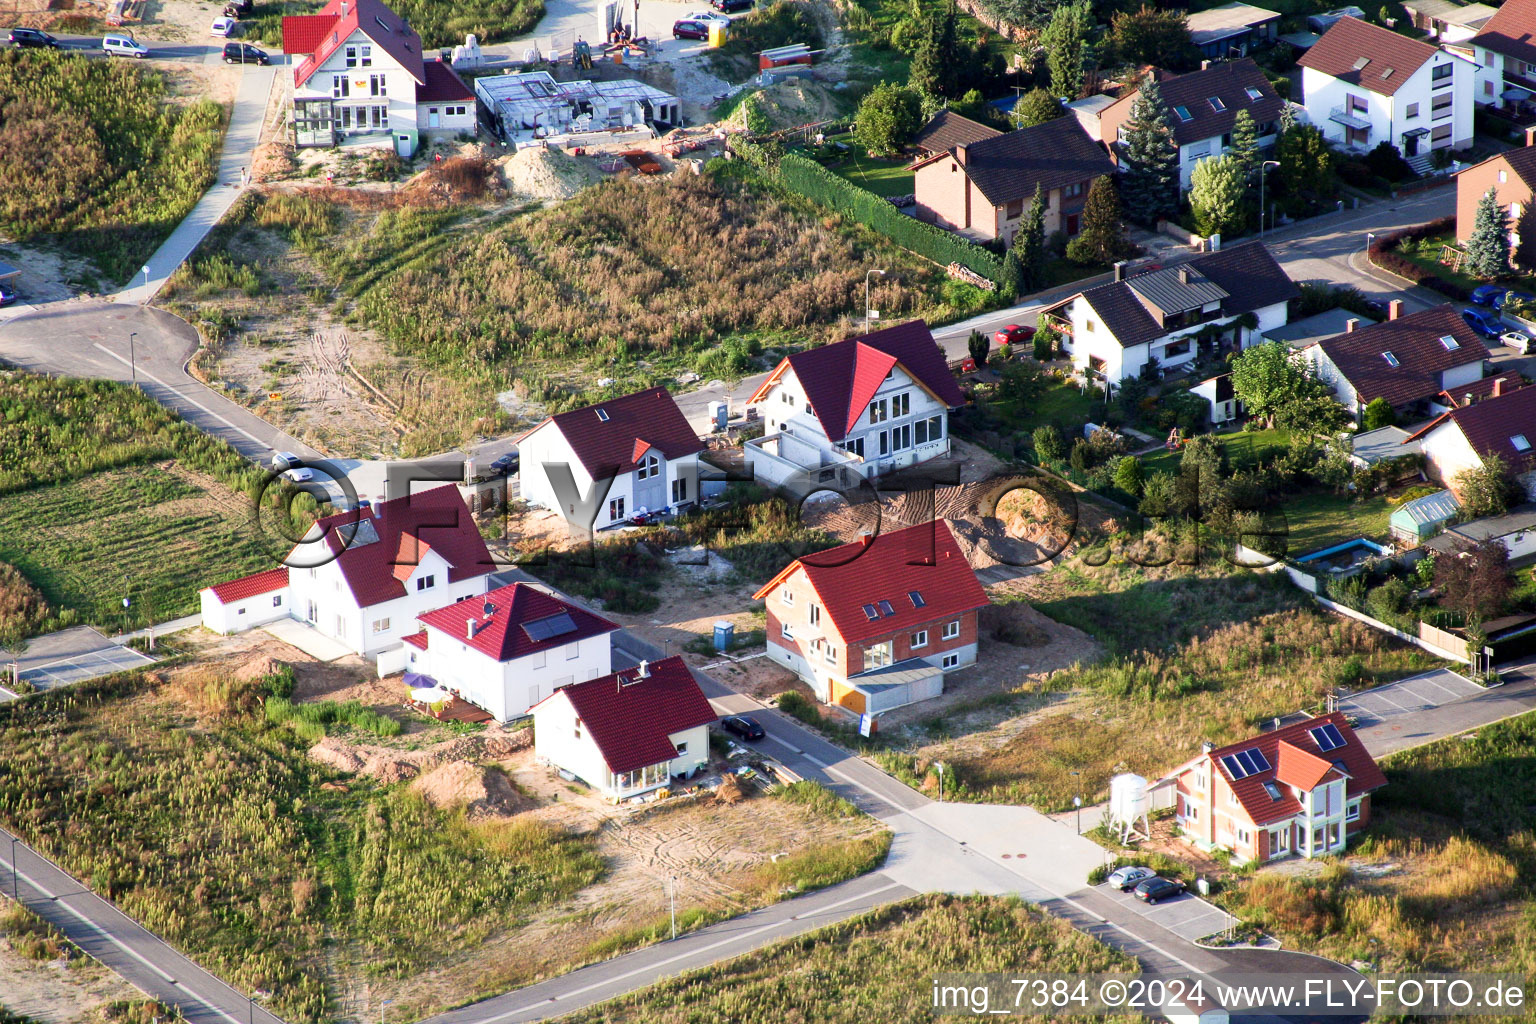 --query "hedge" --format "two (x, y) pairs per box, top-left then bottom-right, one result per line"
(733, 140), (1004, 284)
(1367, 216), (1468, 302)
